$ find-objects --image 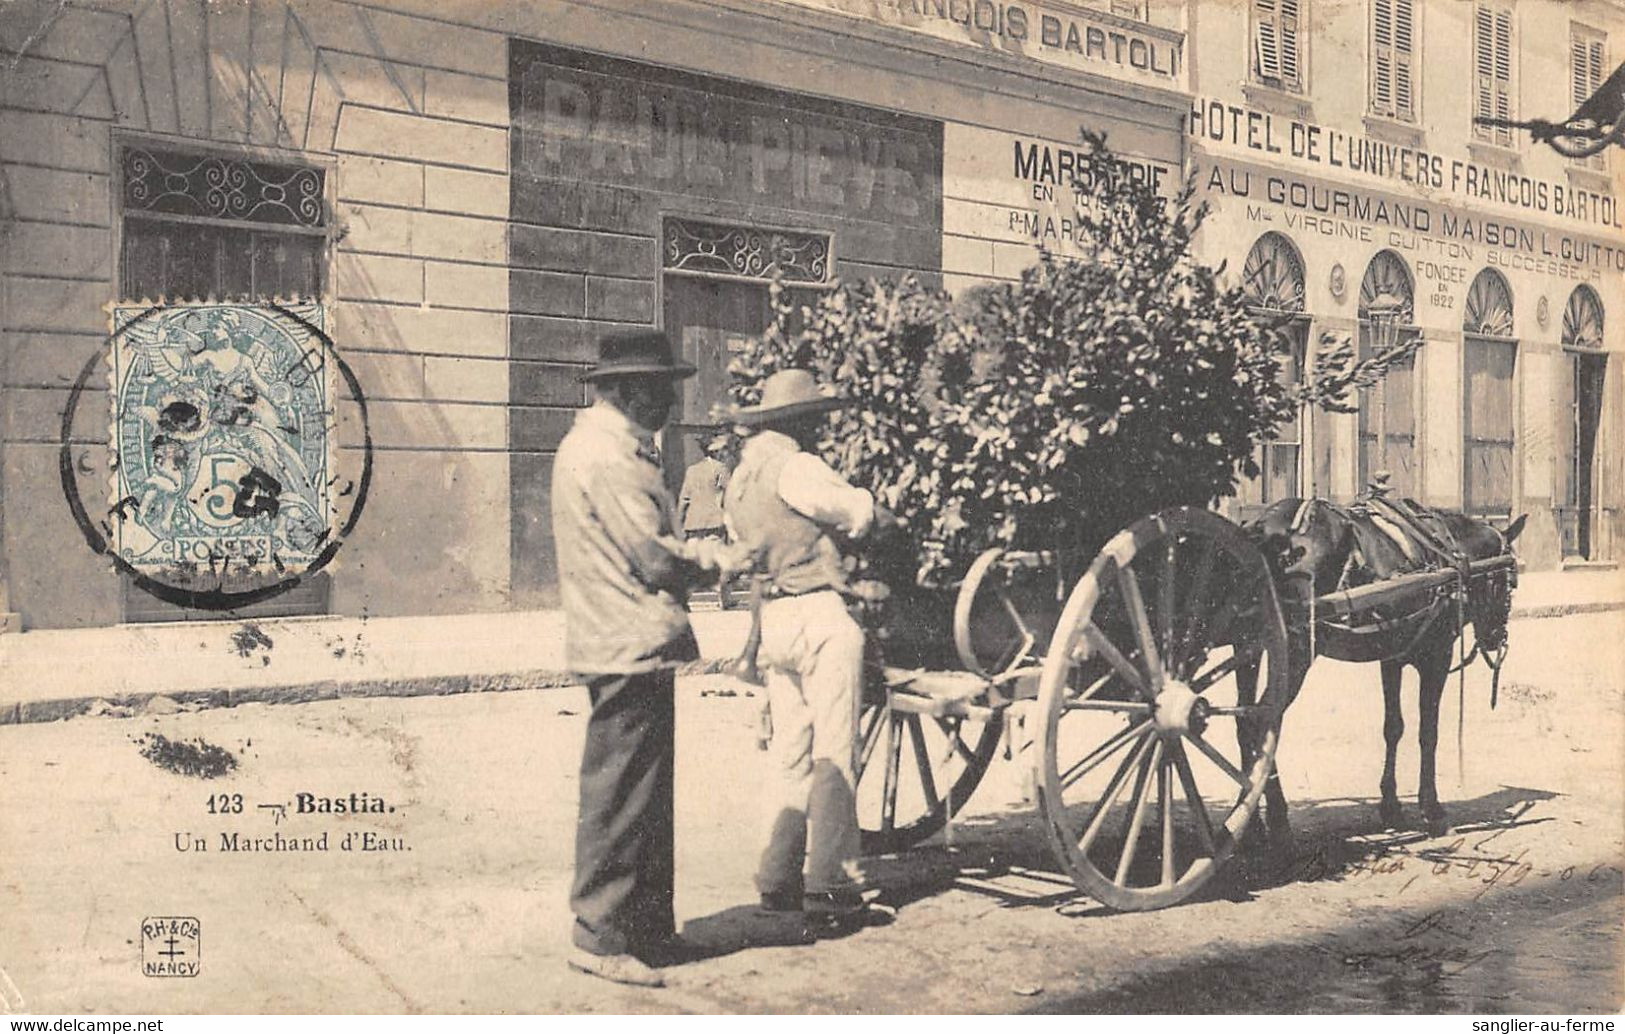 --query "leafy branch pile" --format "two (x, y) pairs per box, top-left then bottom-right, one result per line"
(727, 132), (1418, 589)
